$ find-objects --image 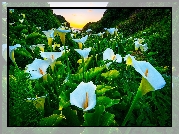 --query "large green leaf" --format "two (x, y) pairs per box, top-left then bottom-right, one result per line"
(97, 96), (120, 108)
(59, 90), (71, 110)
(101, 69), (119, 81)
(39, 114), (63, 126)
(83, 105), (104, 126)
(96, 85), (114, 95)
(83, 105), (115, 126)
(62, 107), (81, 126)
(78, 56), (93, 73)
(86, 66), (106, 81)
(16, 47), (33, 58)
